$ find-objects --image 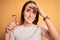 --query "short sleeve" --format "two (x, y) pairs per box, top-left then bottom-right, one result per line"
(40, 25), (48, 36)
